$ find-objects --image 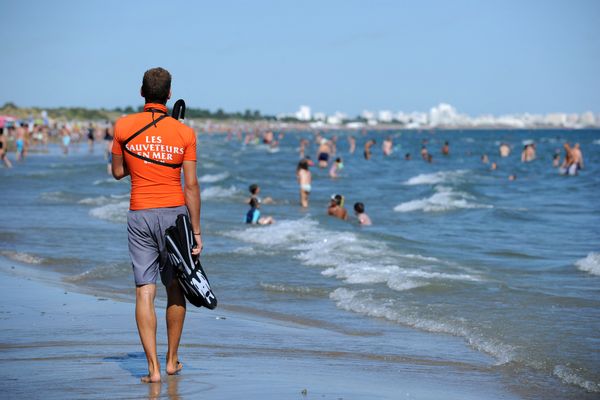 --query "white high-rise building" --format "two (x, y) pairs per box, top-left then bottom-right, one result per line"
(378, 110), (393, 123)
(296, 105), (311, 121)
